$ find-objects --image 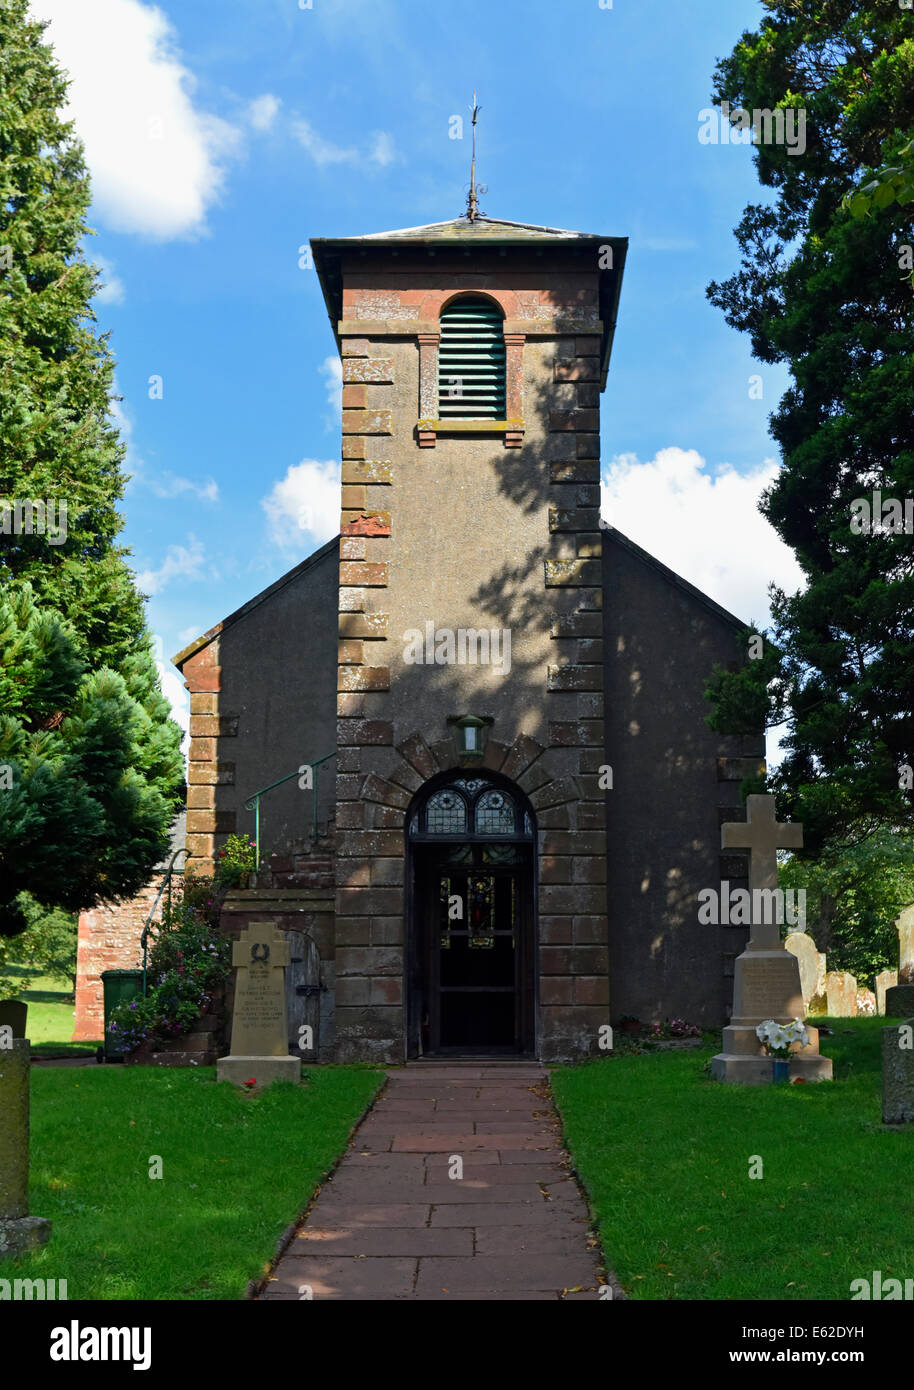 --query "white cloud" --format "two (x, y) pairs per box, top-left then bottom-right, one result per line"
(600, 447), (804, 629)
(291, 119), (358, 166)
(369, 130), (396, 167)
(93, 253), (125, 304)
(292, 118), (395, 169)
(136, 536), (206, 595)
(32, 0), (240, 239)
(177, 623), (204, 646)
(248, 93), (281, 131)
(261, 459), (340, 551)
(319, 354), (342, 429)
(146, 473), (220, 503)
